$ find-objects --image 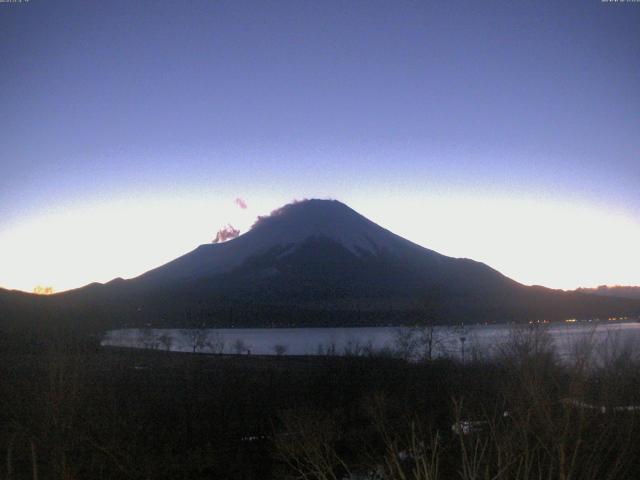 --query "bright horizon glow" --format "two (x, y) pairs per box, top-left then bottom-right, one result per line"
(2, 1), (639, 295)
(1, 192), (638, 293)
